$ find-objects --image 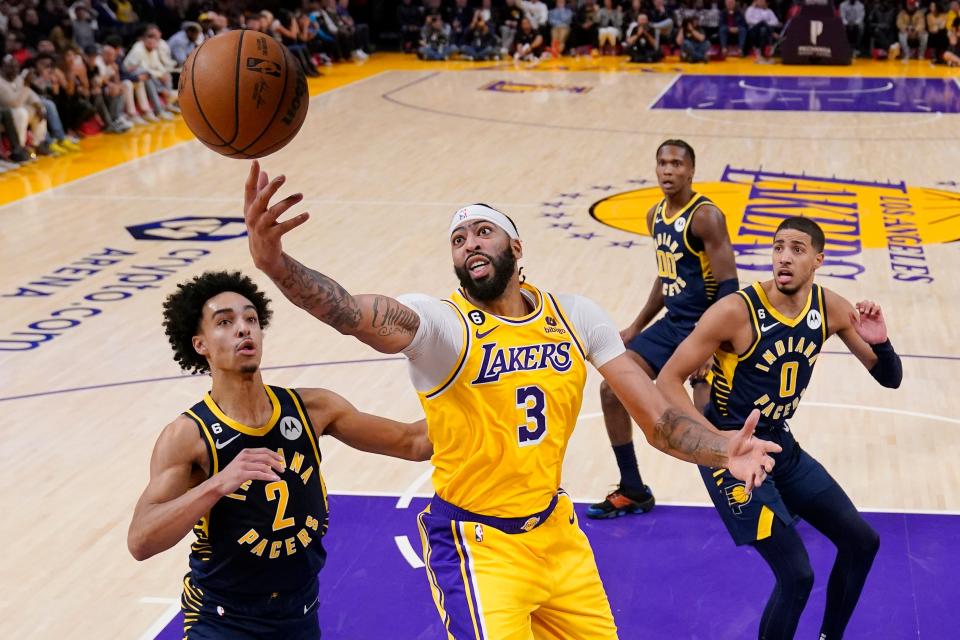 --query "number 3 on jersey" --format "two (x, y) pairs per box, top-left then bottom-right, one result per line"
(517, 385), (547, 446)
